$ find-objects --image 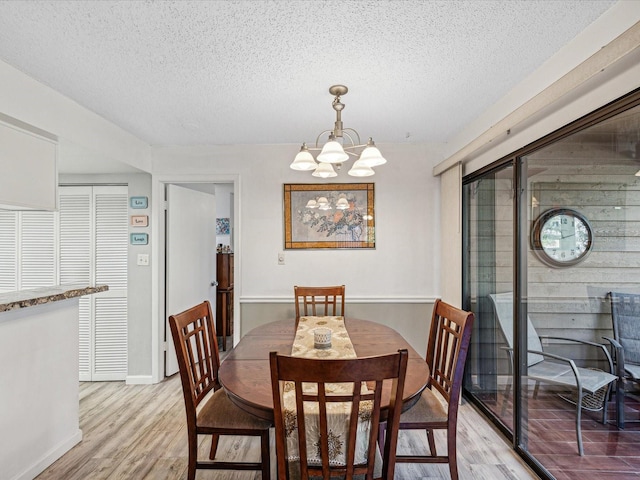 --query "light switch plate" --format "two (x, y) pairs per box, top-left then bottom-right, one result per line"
(278, 252), (285, 265)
